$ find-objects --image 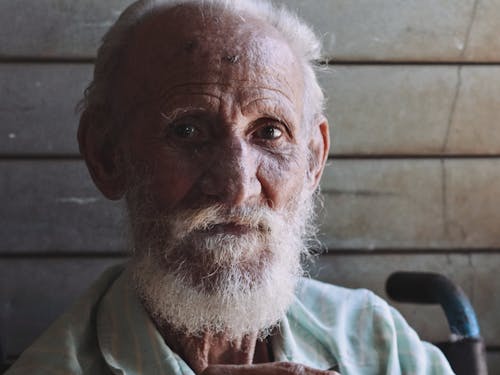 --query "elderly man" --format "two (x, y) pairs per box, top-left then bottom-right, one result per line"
(7, 0), (454, 374)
